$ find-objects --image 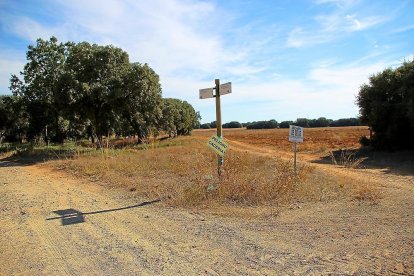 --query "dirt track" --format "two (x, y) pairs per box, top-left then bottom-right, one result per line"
(1, 148), (414, 275)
